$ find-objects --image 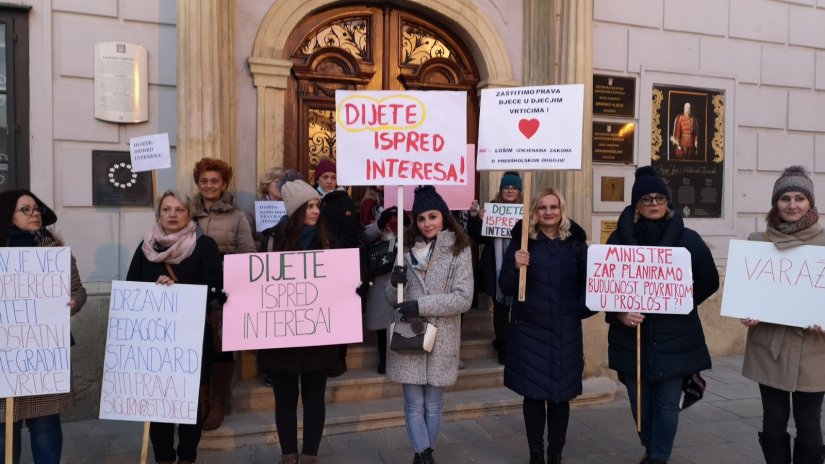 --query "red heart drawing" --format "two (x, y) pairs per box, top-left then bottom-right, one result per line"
(518, 118), (540, 139)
